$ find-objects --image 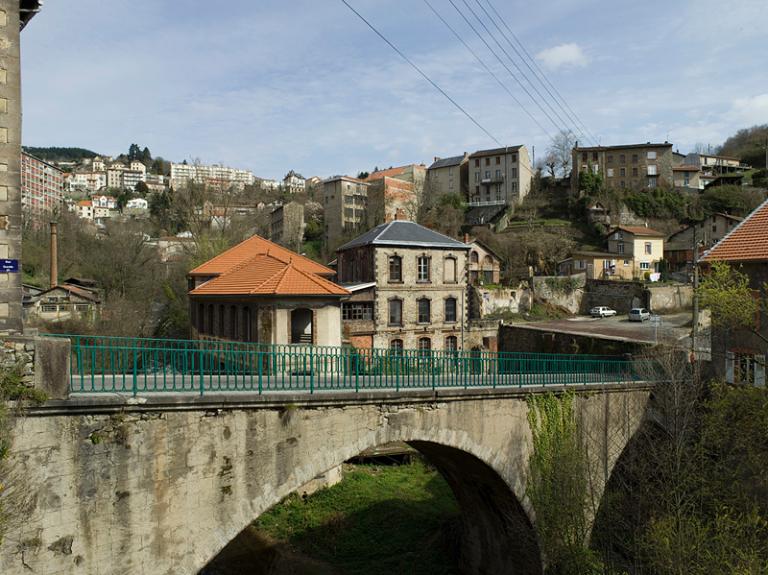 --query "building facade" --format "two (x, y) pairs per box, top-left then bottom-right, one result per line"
(571, 142), (674, 194)
(426, 154), (468, 202)
(188, 235), (348, 347)
(21, 151), (63, 219)
(672, 165), (702, 189)
(665, 213), (742, 272)
(336, 220), (469, 352)
(323, 175), (369, 252)
(270, 201), (305, 252)
(170, 162), (255, 190)
(467, 146), (531, 206)
(365, 176), (416, 228)
(467, 239), (502, 285)
(282, 170), (305, 194)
